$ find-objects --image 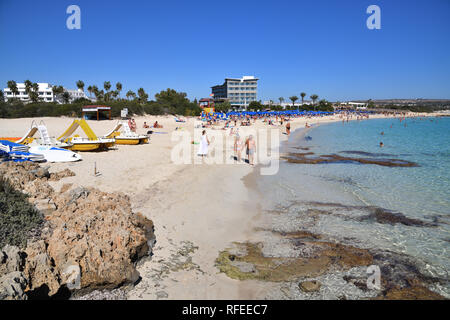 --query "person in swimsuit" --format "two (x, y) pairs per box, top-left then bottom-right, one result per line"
(247, 135), (256, 165)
